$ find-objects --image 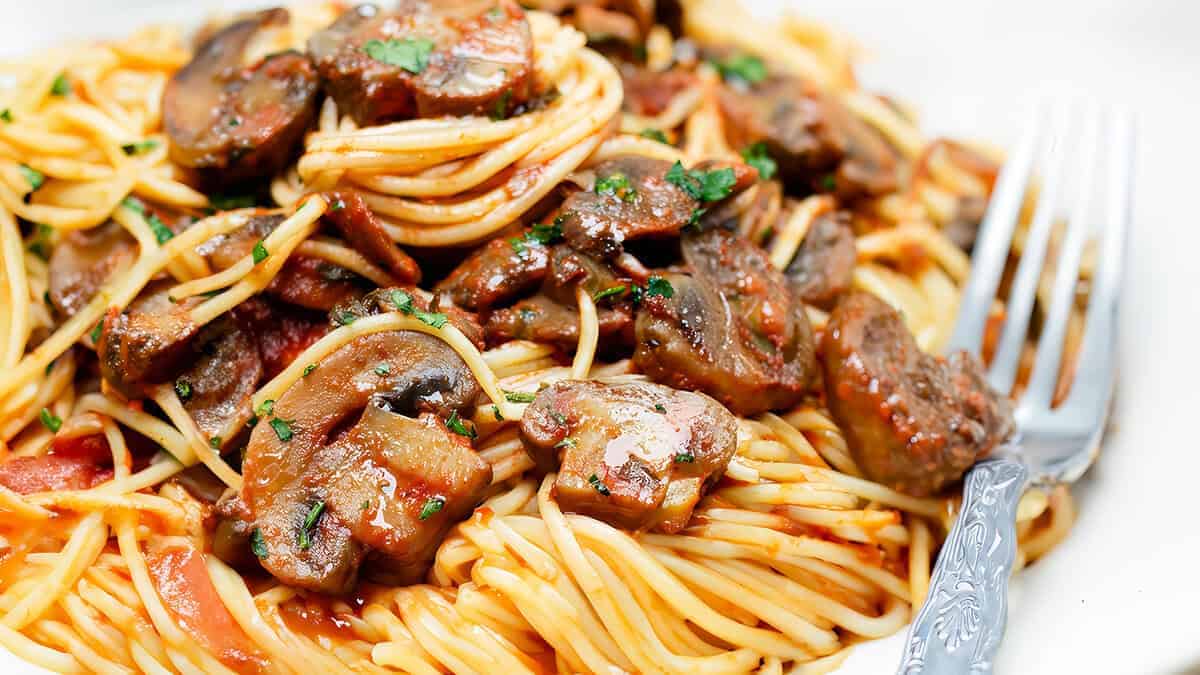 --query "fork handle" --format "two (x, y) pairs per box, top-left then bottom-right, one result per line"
(897, 457), (1029, 675)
